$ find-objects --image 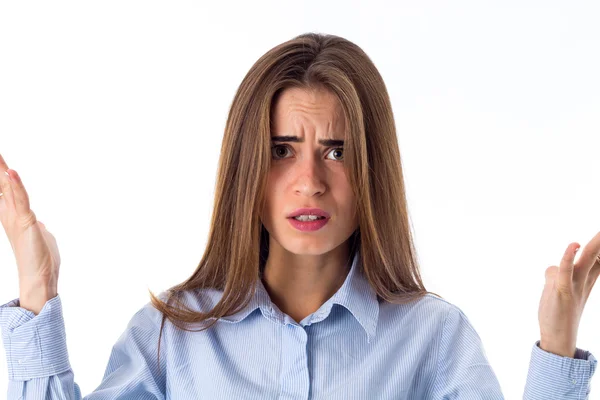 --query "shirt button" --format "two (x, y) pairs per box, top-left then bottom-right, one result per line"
(572, 379), (577, 385)
(17, 359), (23, 364)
